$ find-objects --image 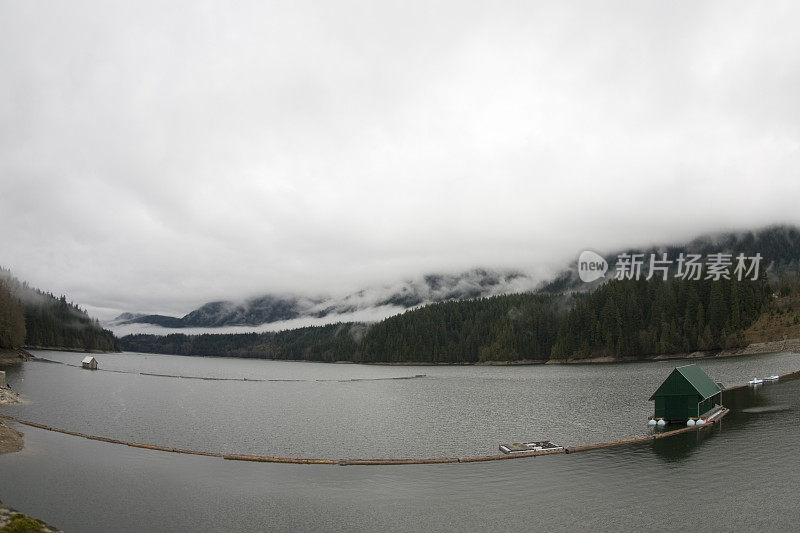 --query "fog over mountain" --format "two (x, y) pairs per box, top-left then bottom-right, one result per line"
(107, 268), (538, 335)
(106, 226), (800, 336)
